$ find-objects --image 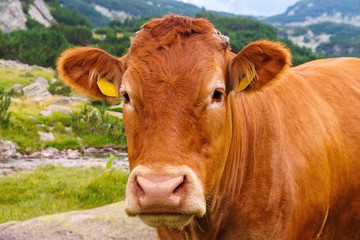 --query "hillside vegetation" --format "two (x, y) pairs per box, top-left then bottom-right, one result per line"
(57, 0), (202, 27)
(264, 0), (360, 25)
